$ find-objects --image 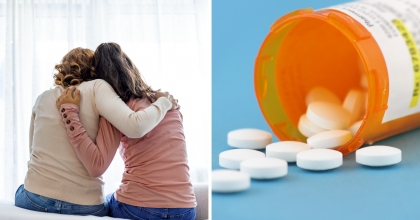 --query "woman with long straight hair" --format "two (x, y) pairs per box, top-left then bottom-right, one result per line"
(57, 43), (197, 220)
(15, 47), (177, 216)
